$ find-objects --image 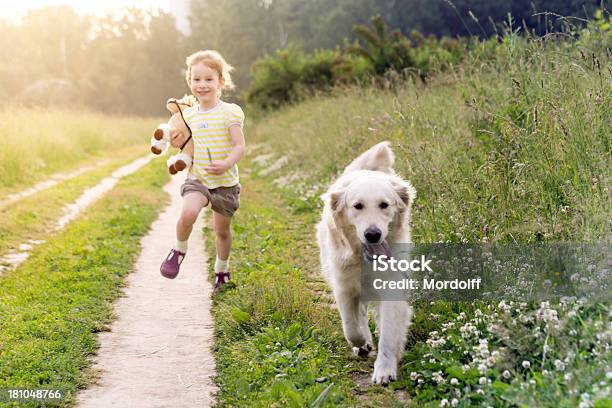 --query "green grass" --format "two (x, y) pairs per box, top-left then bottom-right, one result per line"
(0, 160), (169, 407)
(0, 146), (147, 260)
(249, 35), (610, 243)
(0, 107), (164, 193)
(213, 34), (611, 406)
